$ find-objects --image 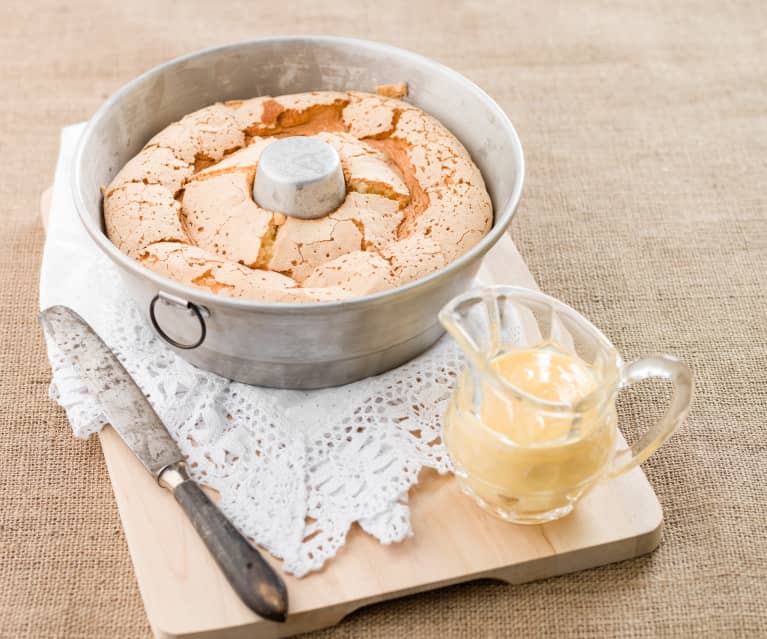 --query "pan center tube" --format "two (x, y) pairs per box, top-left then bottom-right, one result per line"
(253, 136), (346, 219)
